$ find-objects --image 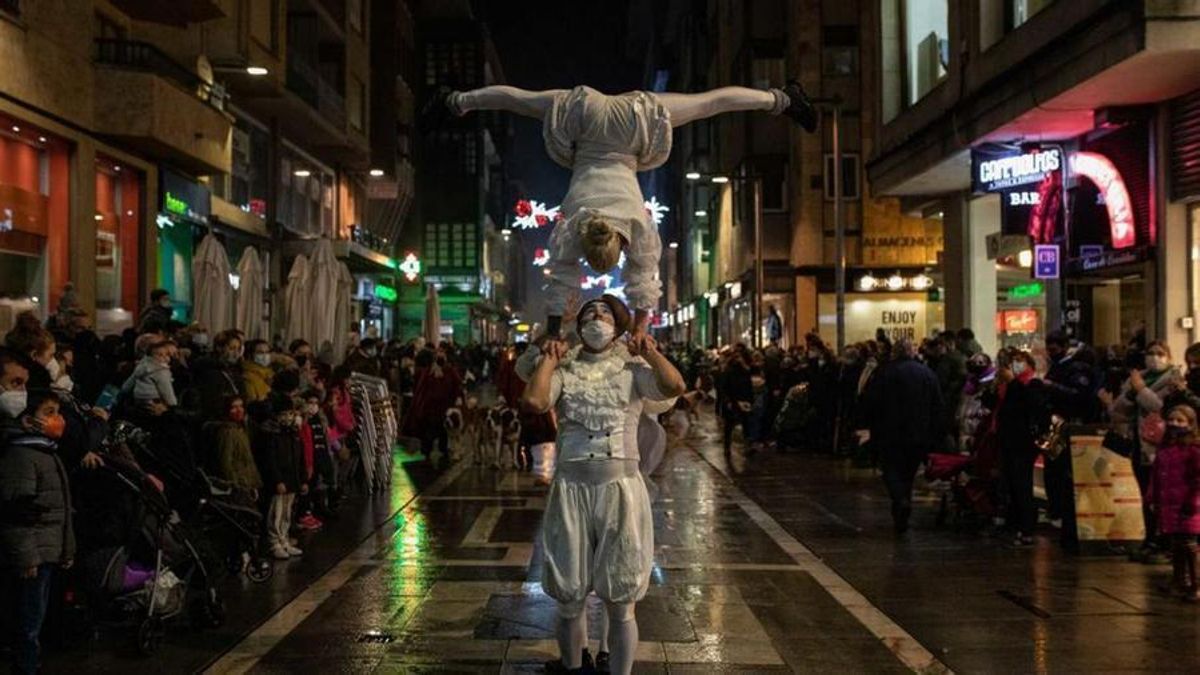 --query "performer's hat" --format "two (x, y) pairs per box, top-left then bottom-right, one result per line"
(577, 294), (631, 336)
